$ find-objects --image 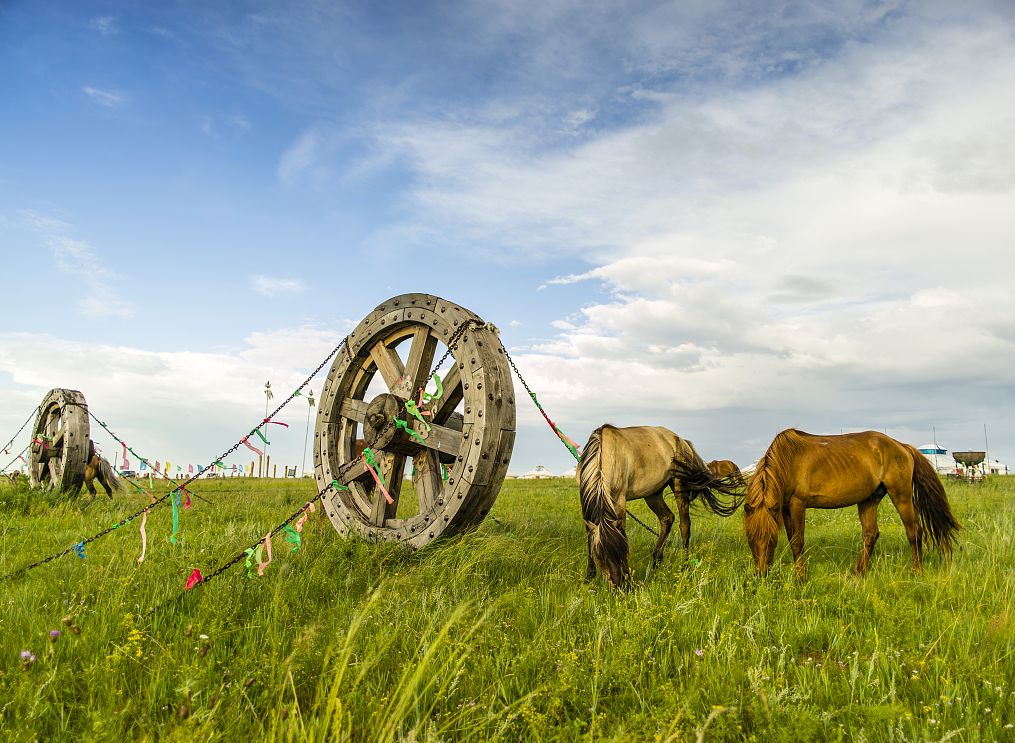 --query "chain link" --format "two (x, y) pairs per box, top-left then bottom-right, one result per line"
(0, 406), (40, 472)
(499, 342), (659, 537)
(1, 337), (351, 582)
(1, 444), (31, 476)
(191, 320), (486, 591)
